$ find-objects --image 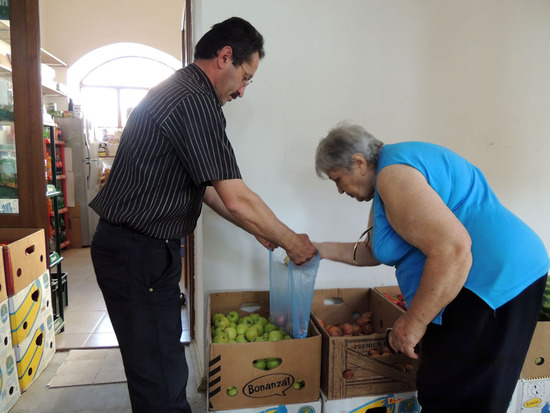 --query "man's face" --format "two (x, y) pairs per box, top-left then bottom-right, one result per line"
(218, 52), (260, 106)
